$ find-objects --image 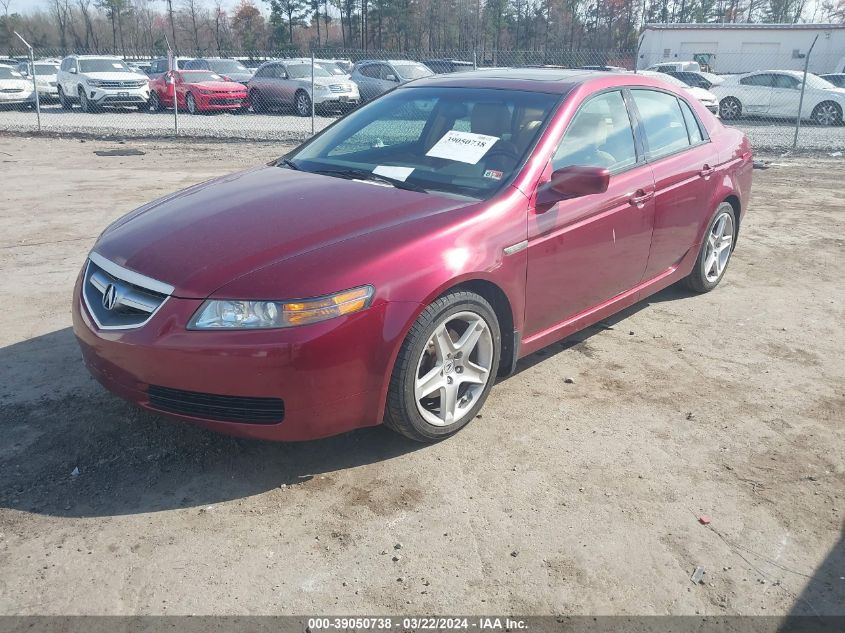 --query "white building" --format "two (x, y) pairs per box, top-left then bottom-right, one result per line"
(637, 23), (845, 75)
